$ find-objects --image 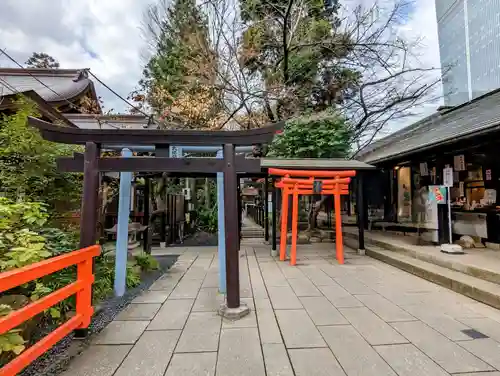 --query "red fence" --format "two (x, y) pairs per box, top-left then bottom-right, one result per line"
(0, 245), (100, 376)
